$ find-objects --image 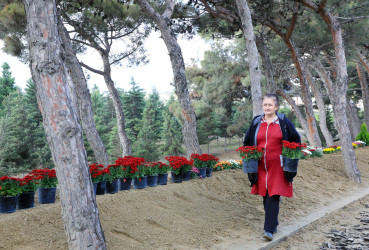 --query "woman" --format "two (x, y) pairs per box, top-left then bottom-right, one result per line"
(243, 94), (301, 241)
